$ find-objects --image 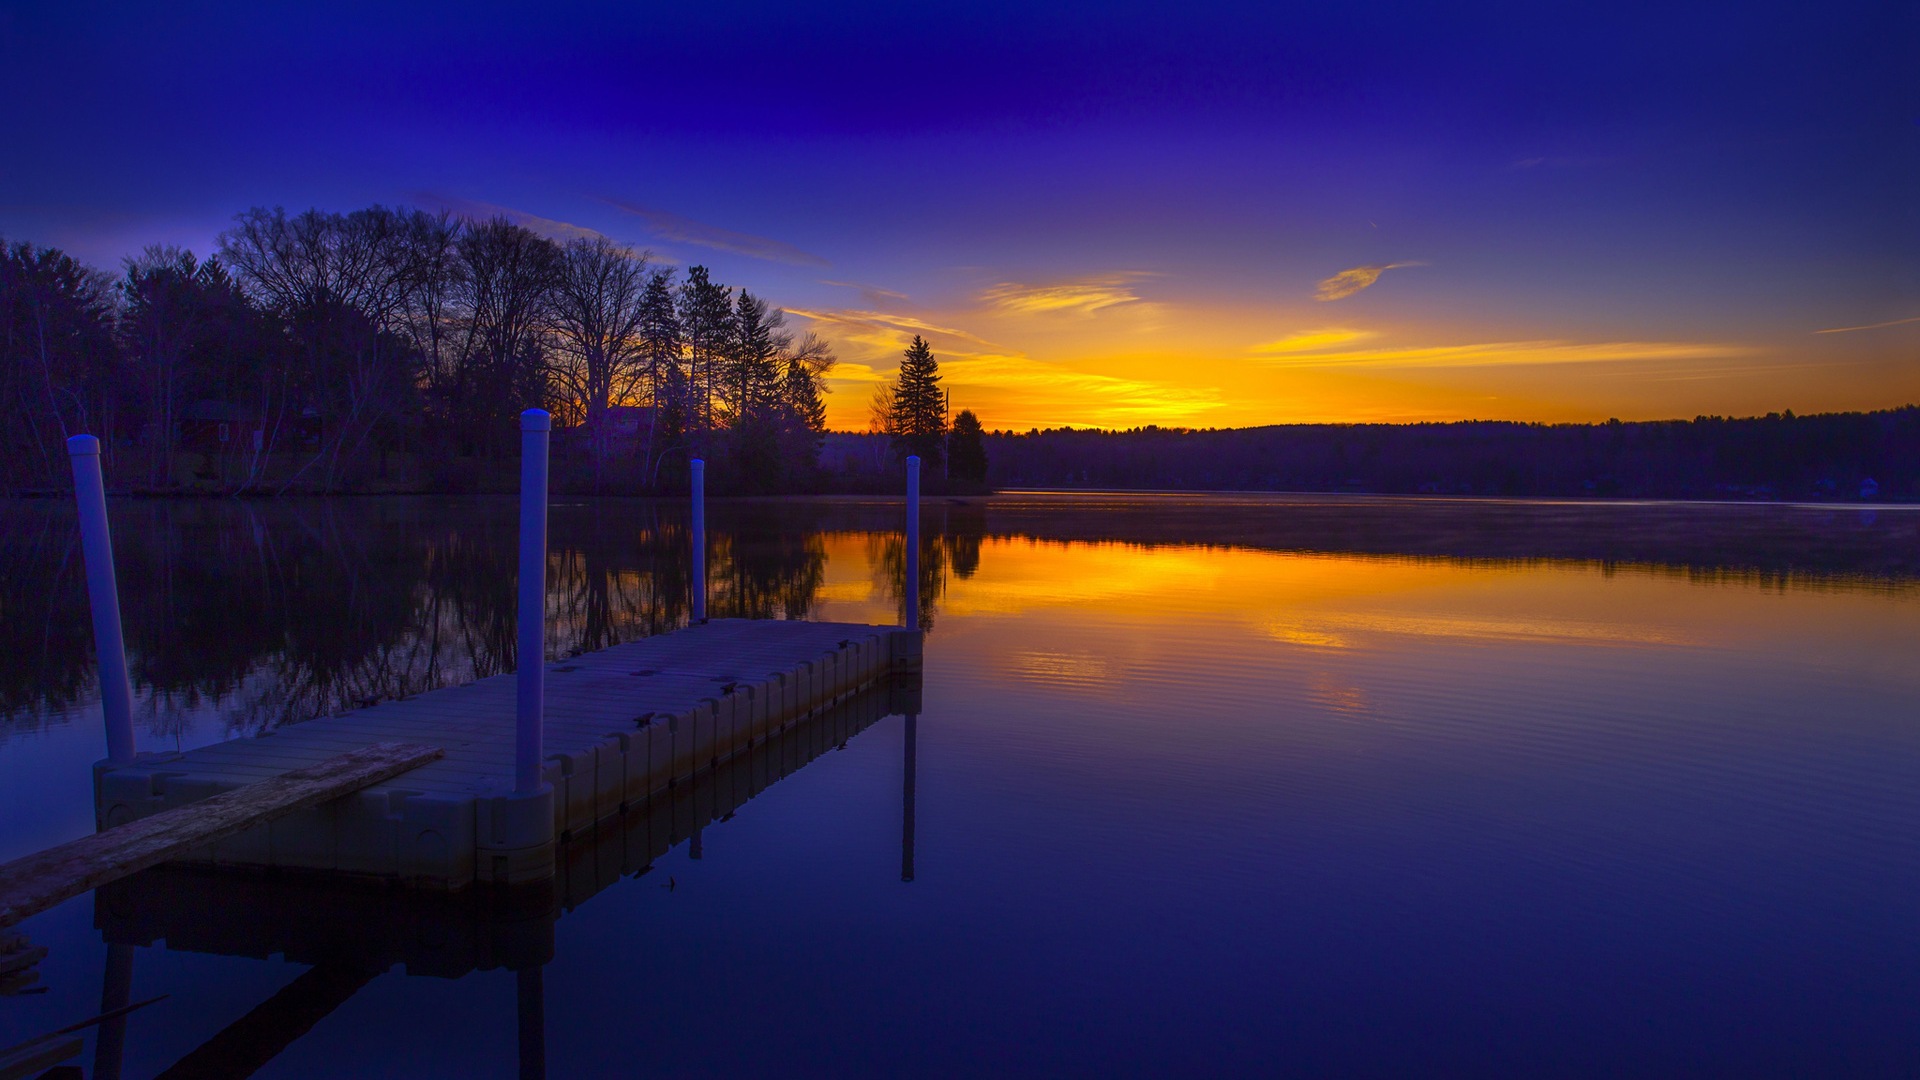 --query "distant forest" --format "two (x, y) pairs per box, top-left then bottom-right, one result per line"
(978, 409), (1920, 501)
(0, 206), (838, 495)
